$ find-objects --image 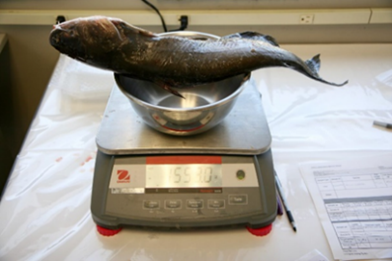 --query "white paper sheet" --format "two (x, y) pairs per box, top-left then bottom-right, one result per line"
(300, 154), (392, 260)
